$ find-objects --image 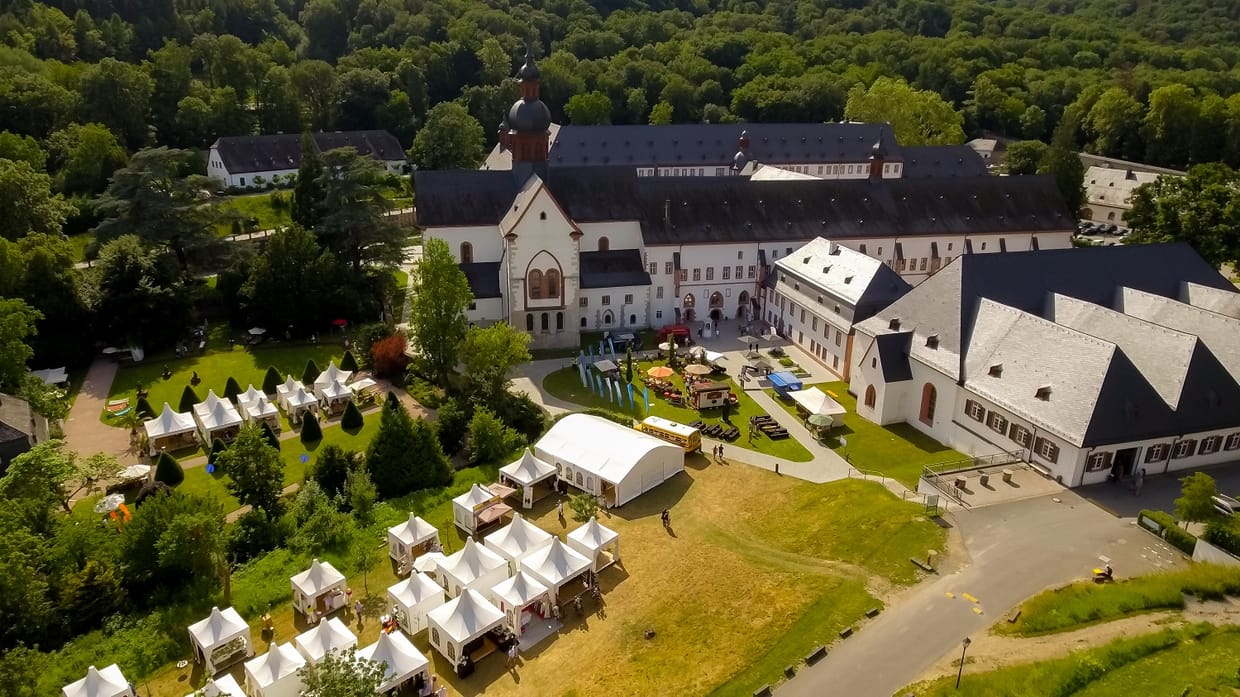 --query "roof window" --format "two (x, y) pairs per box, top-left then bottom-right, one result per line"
(888, 318), (901, 331)
(926, 335), (939, 349)
(988, 364), (1002, 378)
(1035, 385), (1052, 401)
(844, 276), (854, 284)
(803, 256), (811, 264)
